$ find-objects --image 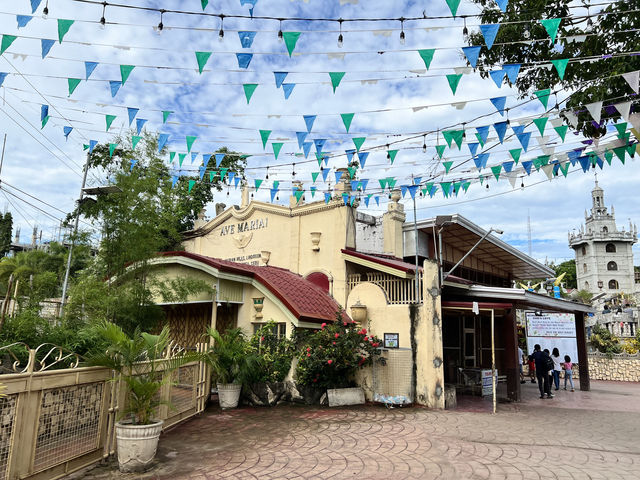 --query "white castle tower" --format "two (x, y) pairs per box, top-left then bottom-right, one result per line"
(568, 179), (637, 294)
